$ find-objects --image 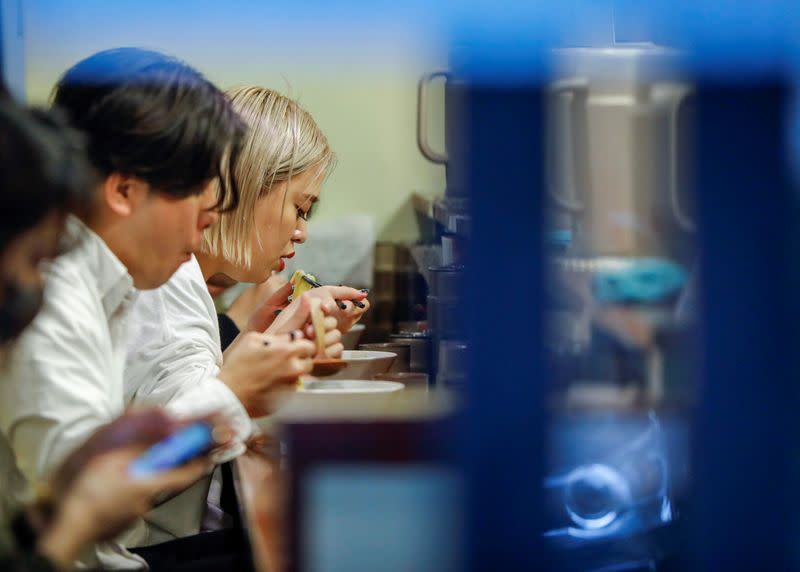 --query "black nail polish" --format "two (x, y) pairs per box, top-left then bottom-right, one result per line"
(337, 300), (347, 310)
(263, 340), (270, 347)
(274, 309), (282, 315)
(360, 288), (370, 294)
(354, 301), (365, 309)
